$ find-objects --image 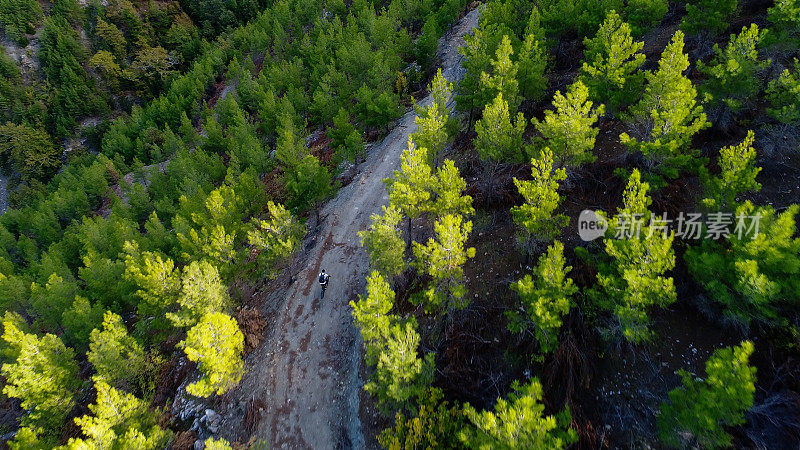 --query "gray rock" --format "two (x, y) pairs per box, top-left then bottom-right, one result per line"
(203, 409), (221, 434)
